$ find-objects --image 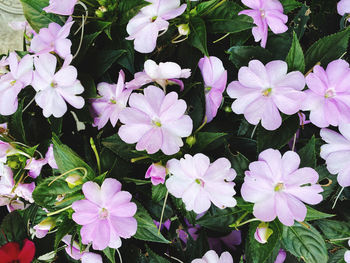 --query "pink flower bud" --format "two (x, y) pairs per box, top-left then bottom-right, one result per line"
(145, 163), (166, 185)
(254, 222), (273, 244)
